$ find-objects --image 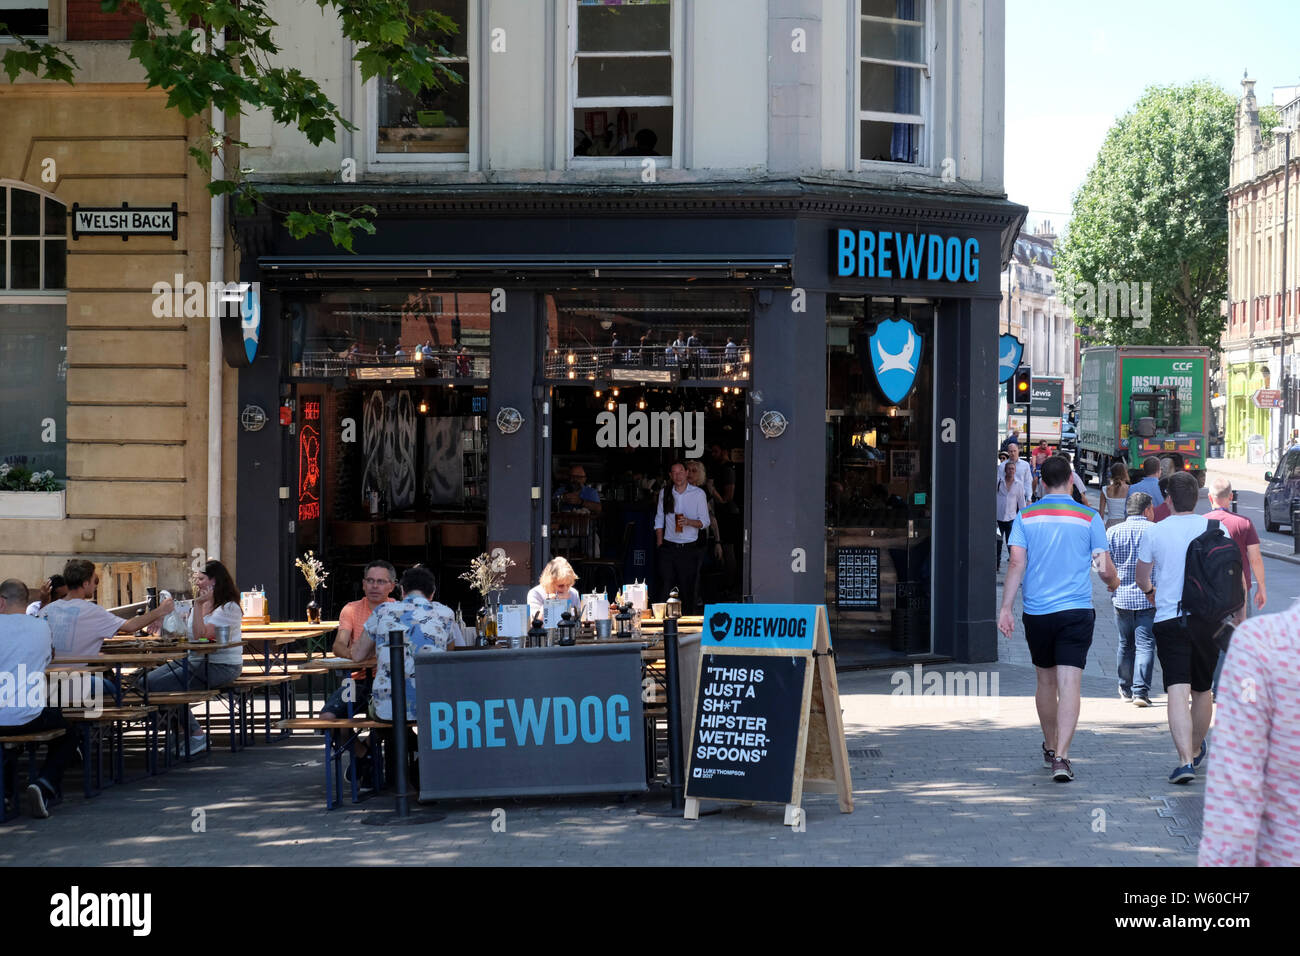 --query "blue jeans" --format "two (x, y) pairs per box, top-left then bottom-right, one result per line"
(1115, 606), (1156, 697)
